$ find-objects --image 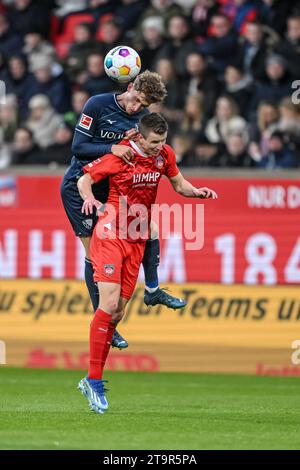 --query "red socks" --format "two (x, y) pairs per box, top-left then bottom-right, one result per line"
(88, 308), (115, 380)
